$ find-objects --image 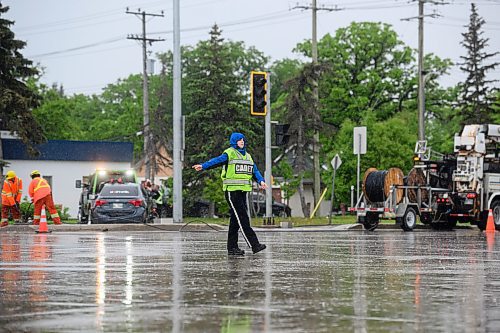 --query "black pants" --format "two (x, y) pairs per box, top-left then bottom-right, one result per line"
(225, 190), (259, 250)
